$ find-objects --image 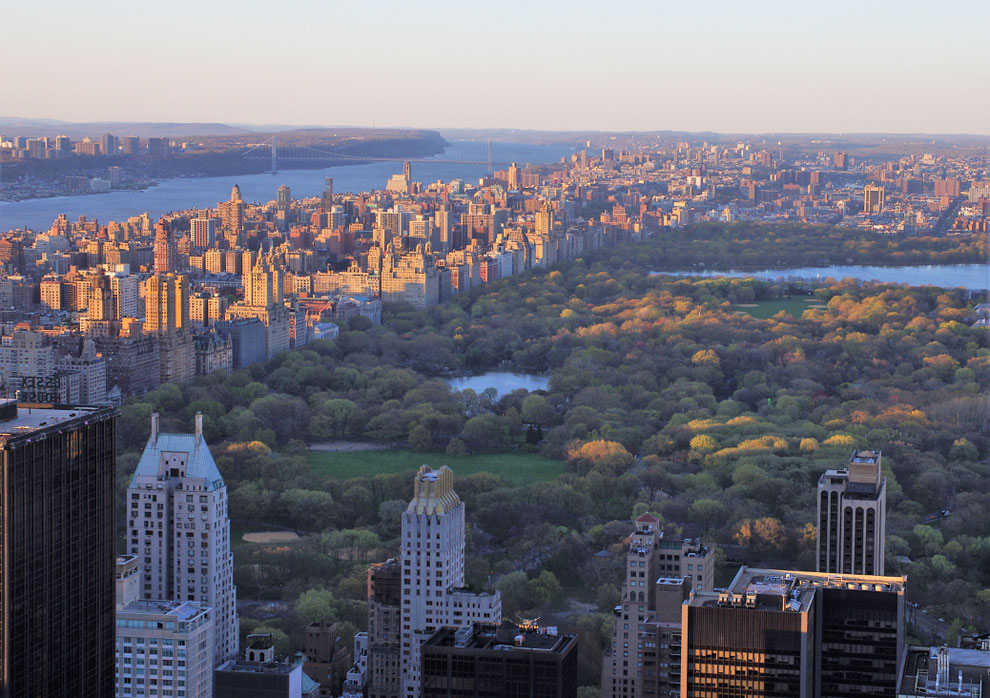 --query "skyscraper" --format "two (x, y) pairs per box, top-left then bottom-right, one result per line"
(602, 514), (713, 698)
(397, 466), (501, 698)
(507, 162), (520, 190)
(218, 185), (245, 233)
(276, 184), (292, 212)
(0, 400), (118, 698)
(125, 413), (239, 664)
(680, 567), (906, 697)
(863, 184), (885, 214)
(366, 559), (401, 698)
(153, 222), (177, 274)
(817, 450), (887, 576)
(321, 177), (334, 210)
(144, 273), (190, 334)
